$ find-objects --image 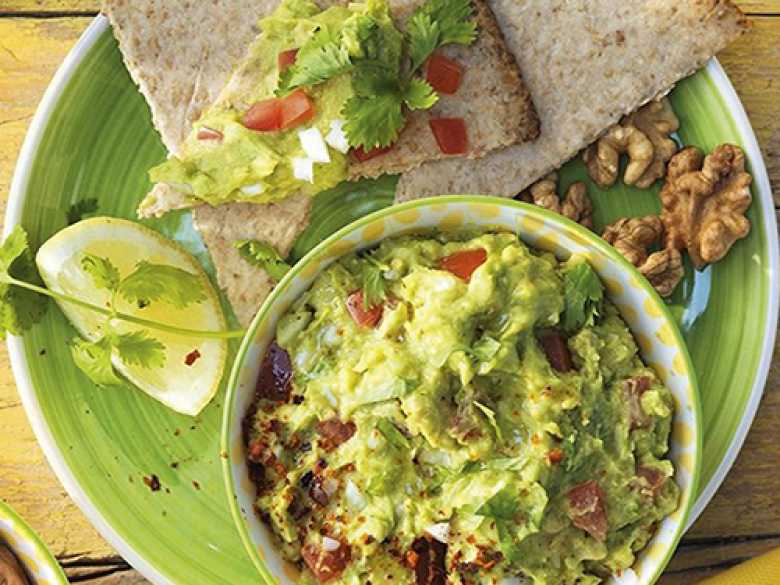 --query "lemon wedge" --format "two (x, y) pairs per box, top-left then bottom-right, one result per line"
(35, 217), (228, 416)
